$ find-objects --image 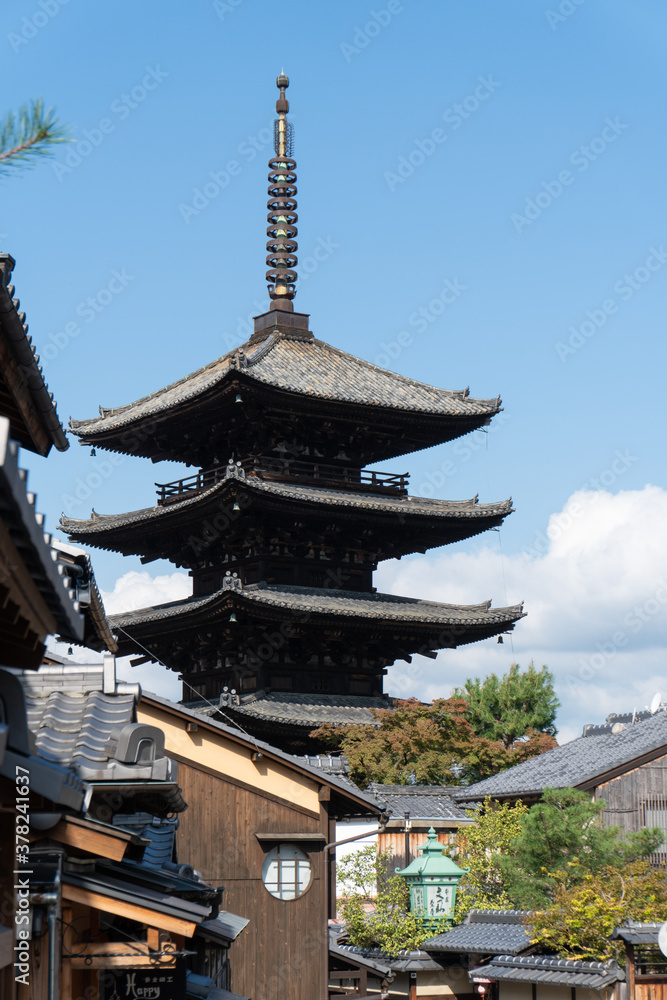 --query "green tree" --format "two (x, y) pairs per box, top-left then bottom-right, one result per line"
(0, 99), (67, 174)
(529, 861), (667, 962)
(453, 798), (528, 920)
(500, 787), (664, 908)
(337, 845), (429, 955)
(455, 661), (558, 747)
